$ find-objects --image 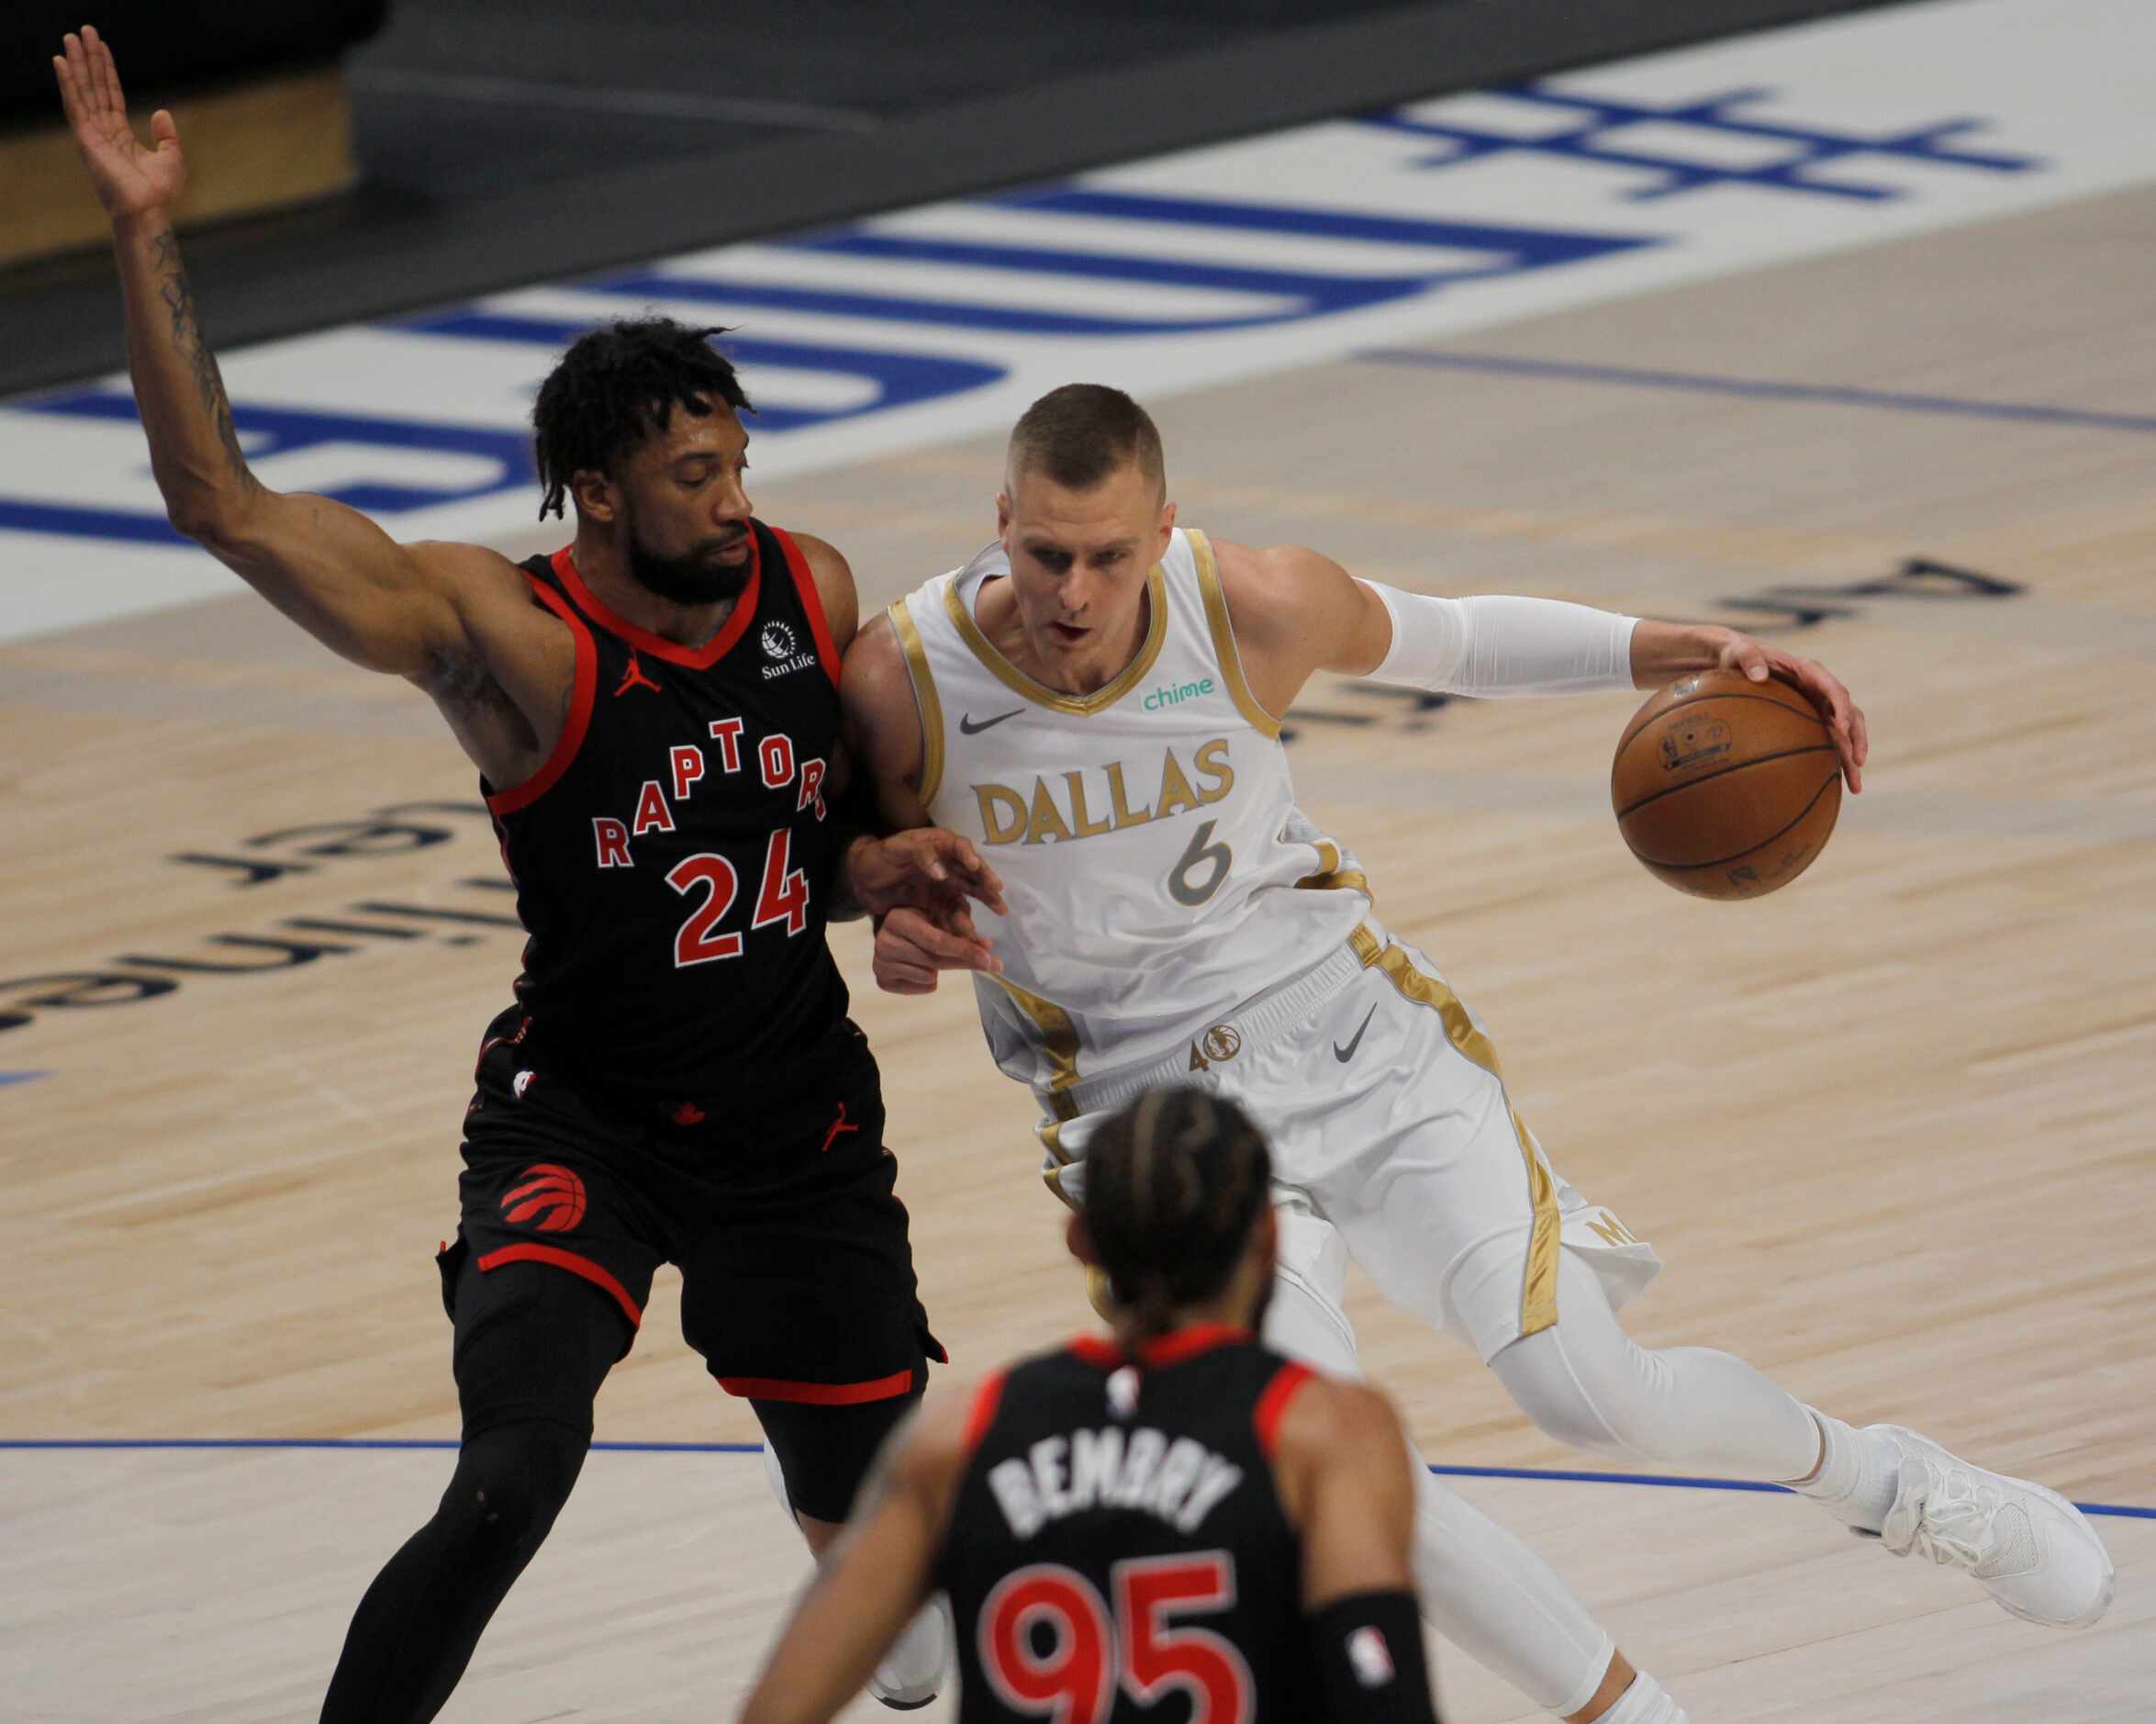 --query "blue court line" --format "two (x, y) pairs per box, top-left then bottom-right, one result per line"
(0, 1070), (50, 1086)
(0, 1437), (763, 1453)
(1354, 348), (2156, 436)
(7, 1439), (2149, 1519)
